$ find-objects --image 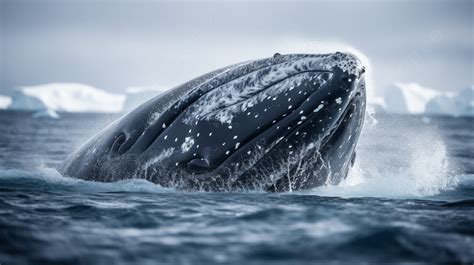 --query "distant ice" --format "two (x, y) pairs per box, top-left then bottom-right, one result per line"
(371, 83), (473, 117)
(8, 83), (125, 113)
(3, 80), (471, 117)
(384, 82), (441, 114)
(425, 86), (474, 117)
(0, 95), (12, 109)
